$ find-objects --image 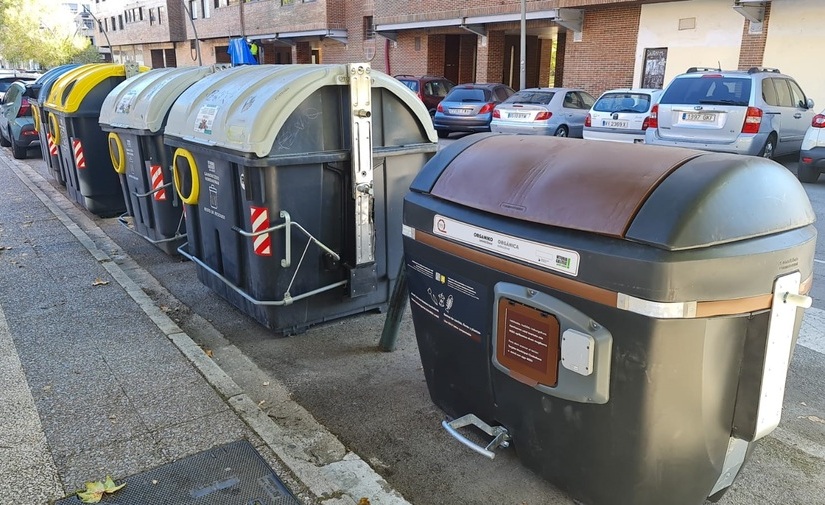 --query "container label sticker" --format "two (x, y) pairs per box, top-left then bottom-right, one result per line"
(406, 258), (487, 343)
(116, 89), (138, 114)
(202, 160), (226, 220)
(433, 215), (580, 277)
(195, 105), (218, 135)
